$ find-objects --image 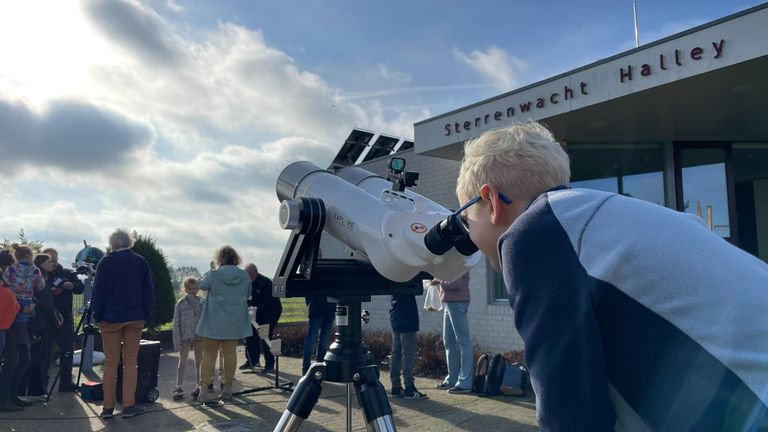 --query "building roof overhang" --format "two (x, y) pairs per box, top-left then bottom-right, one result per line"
(414, 3), (768, 160)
